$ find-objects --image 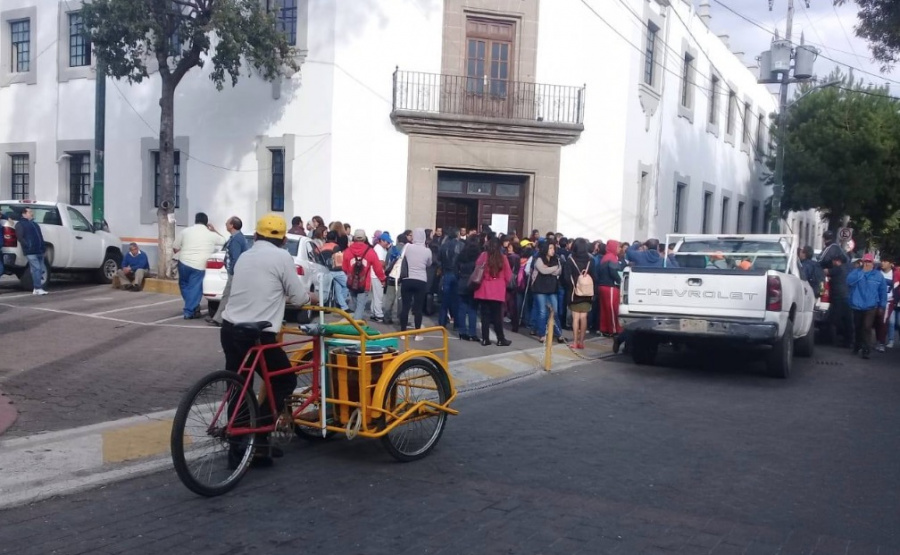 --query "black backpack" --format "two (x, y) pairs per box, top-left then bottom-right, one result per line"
(347, 247), (370, 294)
